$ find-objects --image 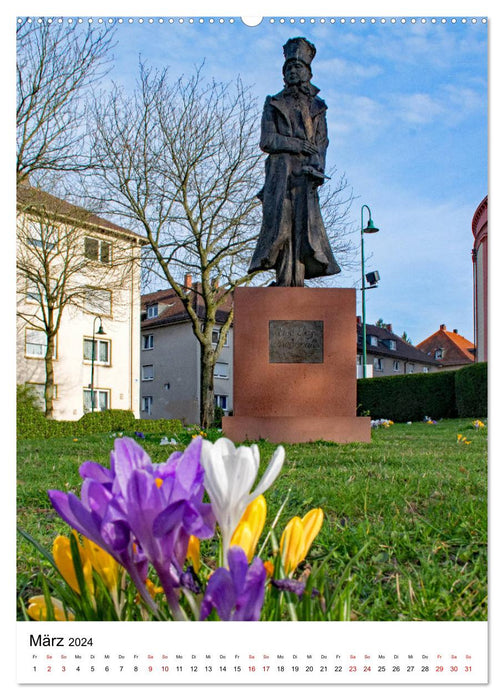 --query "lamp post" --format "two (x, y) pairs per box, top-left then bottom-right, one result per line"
(90, 316), (106, 412)
(360, 205), (379, 379)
